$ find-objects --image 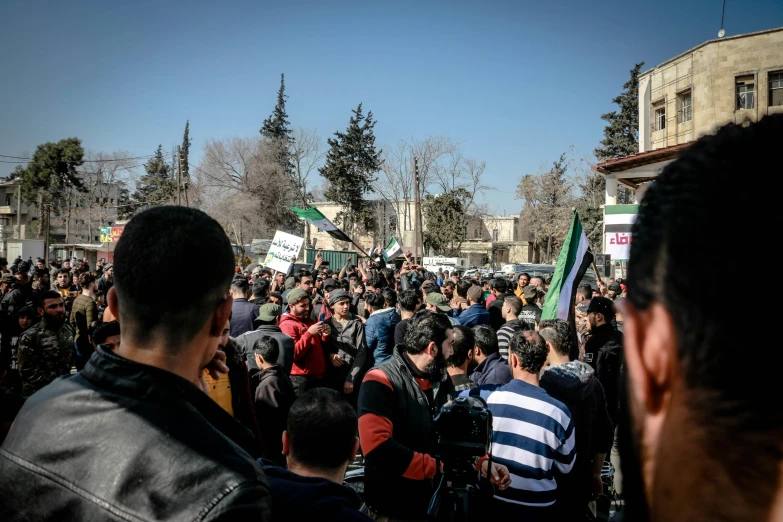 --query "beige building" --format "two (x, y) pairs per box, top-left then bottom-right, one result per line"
(598, 26), (783, 207)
